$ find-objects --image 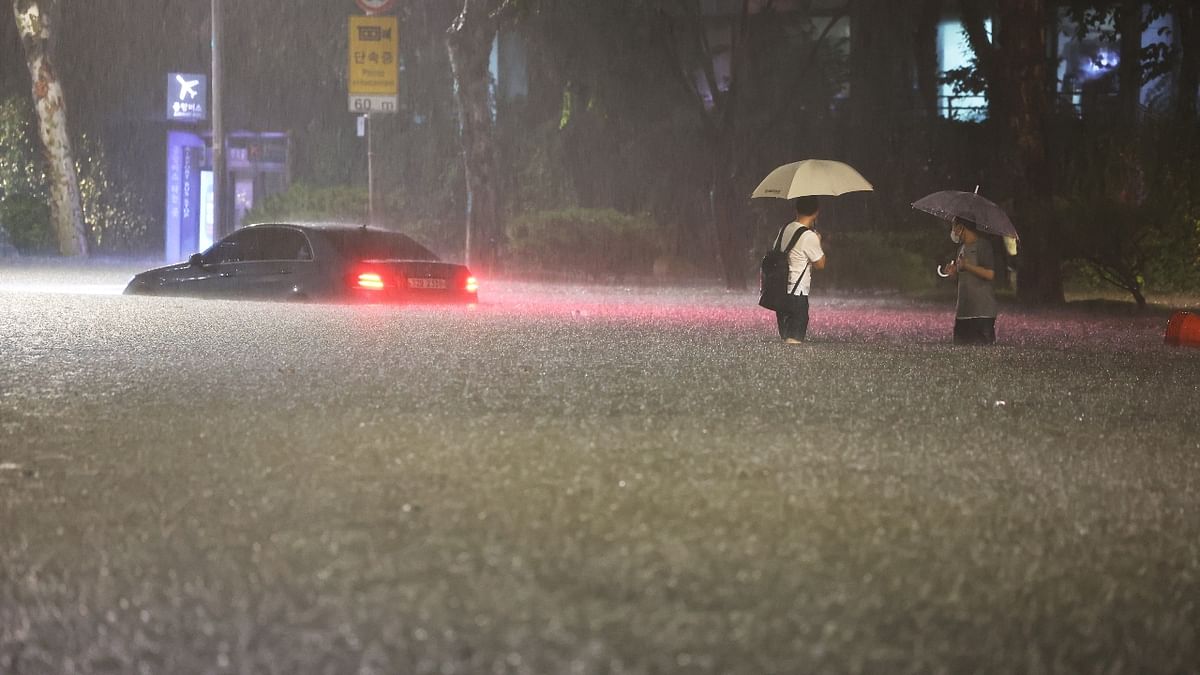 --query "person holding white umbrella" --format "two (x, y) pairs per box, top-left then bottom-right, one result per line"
(752, 159), (873, 343)
(771, 196), (826, 343)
